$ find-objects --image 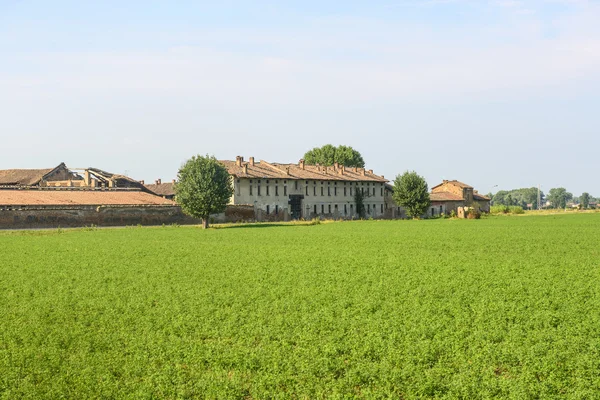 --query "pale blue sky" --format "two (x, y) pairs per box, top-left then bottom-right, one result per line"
(1, 0), (598, 195)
